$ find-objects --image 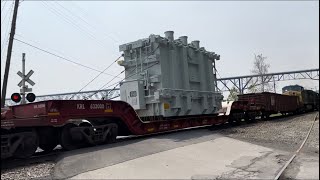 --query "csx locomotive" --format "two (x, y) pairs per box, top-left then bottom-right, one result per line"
(282, 85), (319, 111)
